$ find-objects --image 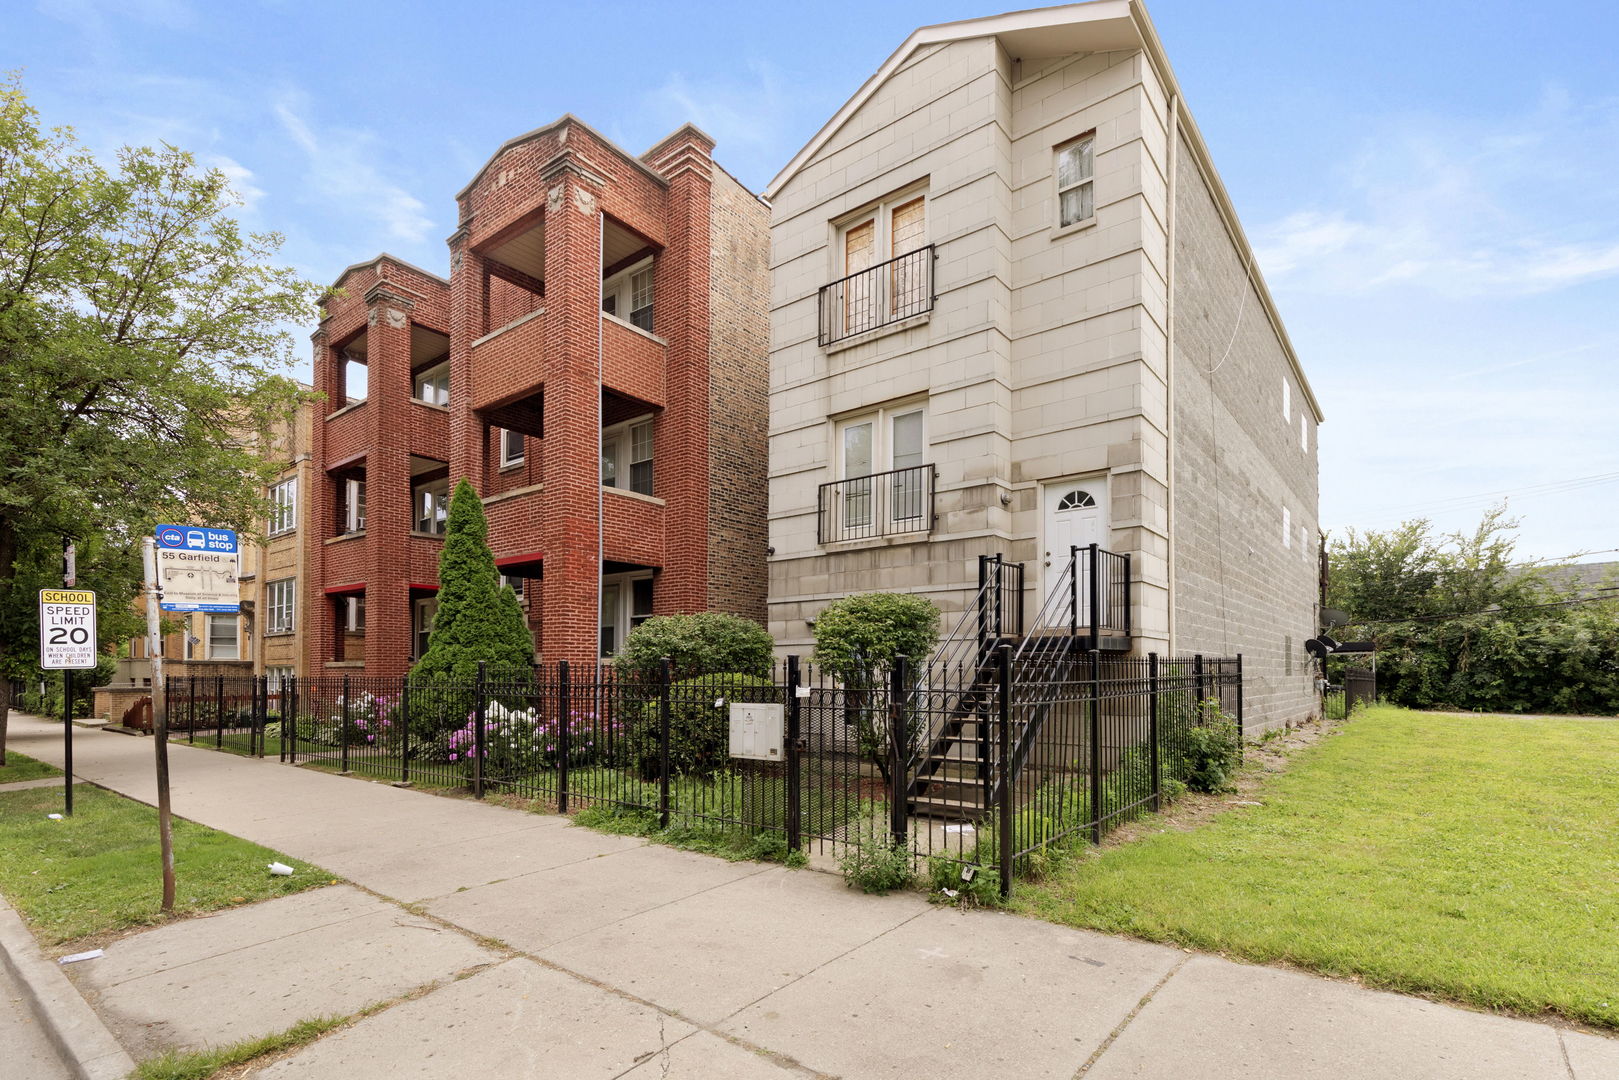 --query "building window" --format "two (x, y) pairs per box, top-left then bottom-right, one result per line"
(344, 594), (365, 633)
(499, 574), (525, 603)
(414, 476), (449, 534)
(600, 573), (654, 657)
(603, 258), (654, 333)
(836, 190), (928, 337)
(266, 579), (296, 634)
(1282, 377), (1292, 423)
(602, 416), (654, 497)
(268, 478), (297, 536)
(341, 477), (366, 534)
(499, 428), (524, 467)
(837, 404), (926, 530)
(414, 360), (450, 406)
(1301, 413), (1310, 453)
(1283, 505), (1292, 549)
(265, 666), (294, 691)
(207, 613), (239, 660)
(1056, 135), (1095, 228)
(413, 596), (437, 660)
